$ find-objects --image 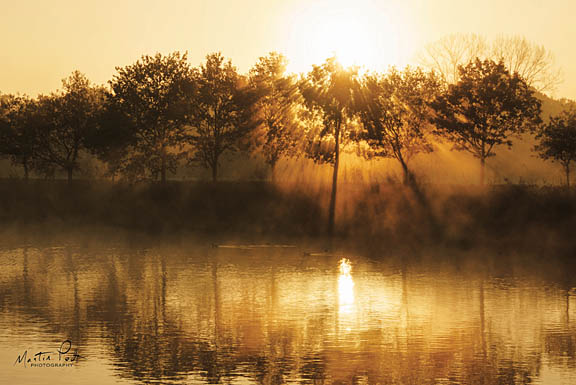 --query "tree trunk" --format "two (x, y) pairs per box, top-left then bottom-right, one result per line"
(566, 163), (571, 189)
(212, 161), (218, 183)
(398, 156), (412, 186)
(479, 157), (486, 186)
(23, 161), (29, 182)
(327, 120), (341, 237)
(269, 161), (277, 183)
(160, 148), (167, 184)
(67, 167), (73, 184)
